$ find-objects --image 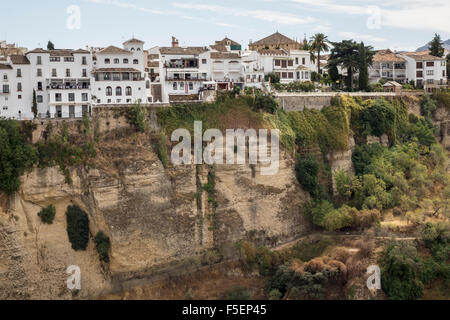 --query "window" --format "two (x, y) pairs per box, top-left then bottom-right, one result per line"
(17, 83), (22, 92)
(37, 69), (42, 77)
(180, 82), (184, 91)
(18, 95), (21, 99)
(426, 61), (434, 67)
(302, 58), (306, 65)
(82, 56), (87, 65)
(202, 59), (207, 64)
(37, 56), (42, 65)
(189, 82), (193, 90)
(52, 69), (57, 77)
(173, 82), (177, 90)
(133, 59), (139, 65)
(426, 70), (434, 76)
(64, 57), (74, 62)
(113, 73), (120, 81)
(275, 60), (281, 67)
(16, 69), (21, 77)
(3, 74), (7, 80)
(82, 69), (87, 77)
(288, 72), (294, 79)
(282, 72), (287, 79)
(82, 93), (88, 101)
(137, 48), (141, 51)
(114, 58), (120, 64)
(37, 95), (43, 103)
(416, 71), (423, 78)
(106, 87), (112, 96)
(416, 62), (423, 69)
(2, 85), (9, 93)
(105, 58), (110, 64)
(122, 73), (130, 81)
(55, 93), (62, 102)
(288, 60), (293, 67)
(427, 79), (434, 84)
(123, 59), (129, 64)
(50, 57), (60, 62)
(281, 60), (287, 68)
(295, 58), (299, 64)
(443, 70), (446, 77)
(66, 69), (71, 77)
(115, 86), (122, 96)
(441, 61), (446, 67)
(104, 73), (111, 80)
(126, 86), (132, 96)
(37, 82), (42, 91)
